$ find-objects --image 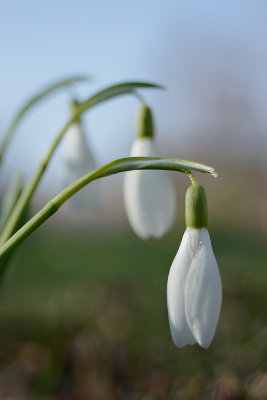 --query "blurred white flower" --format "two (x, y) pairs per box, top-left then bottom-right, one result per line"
(62, 121), (99, 210)
(167, 227), (222, 348)
(123, 137), (176, 239)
